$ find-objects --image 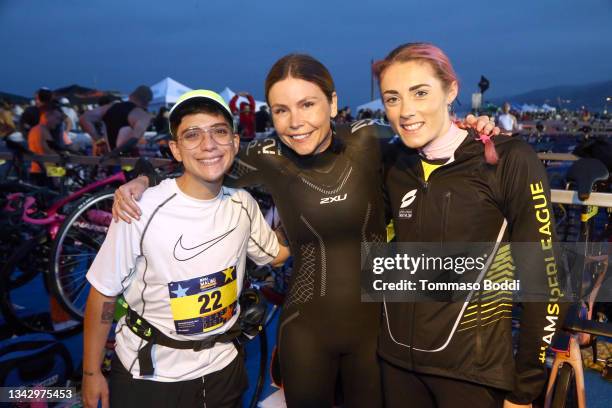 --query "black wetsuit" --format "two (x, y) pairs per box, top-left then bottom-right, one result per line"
(226, 122), (387, 408)
(102, 101), (137, 149)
